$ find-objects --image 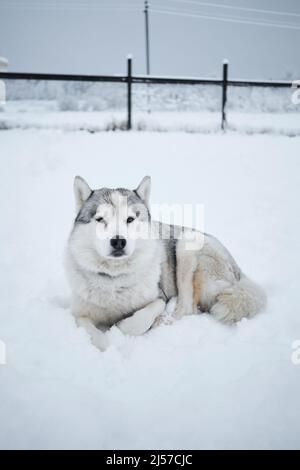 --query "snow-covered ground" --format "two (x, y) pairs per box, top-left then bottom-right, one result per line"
(1, 106), (300, 136)
(0, 129), (300, 450)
